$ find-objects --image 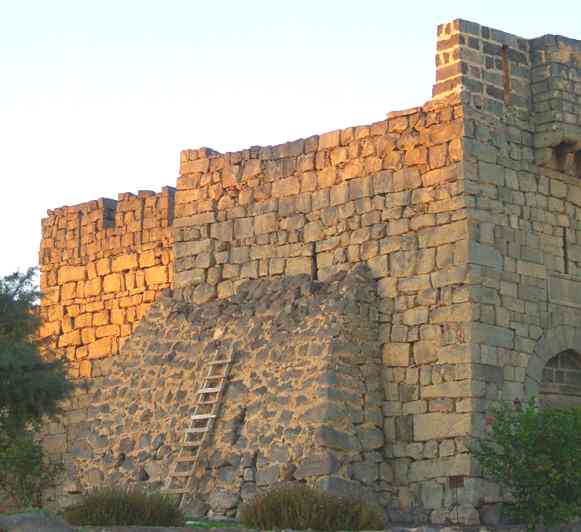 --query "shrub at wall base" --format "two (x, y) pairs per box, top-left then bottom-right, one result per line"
(471, 400), (581, 529)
